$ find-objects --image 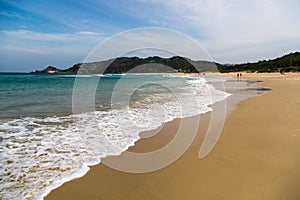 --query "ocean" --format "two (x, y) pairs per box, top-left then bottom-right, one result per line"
(0, 73), (231, 199)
